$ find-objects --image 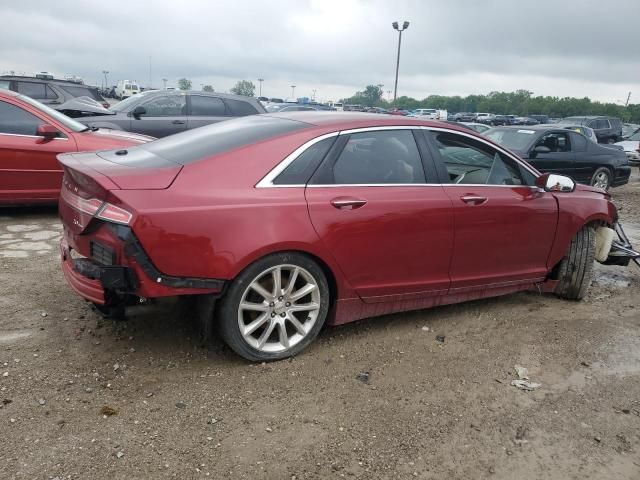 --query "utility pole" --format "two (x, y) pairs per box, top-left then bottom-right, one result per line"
(625, 91), (632, 107)
(102, 70), (109, 89)
(162, 78), (168, 90)
(312, 89), (317, 101)
(258, 78), (264, 97)
(391, 21), (410, 102)
(291, 85), (296, 99)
